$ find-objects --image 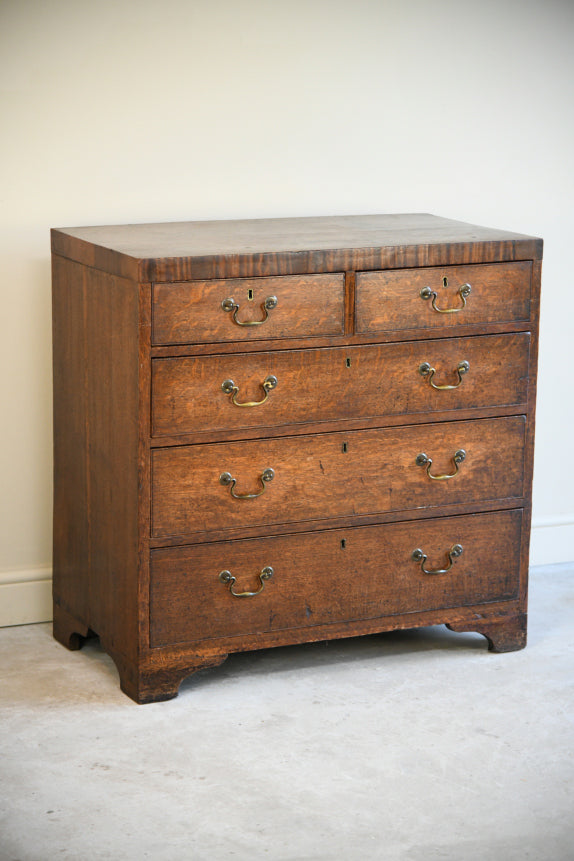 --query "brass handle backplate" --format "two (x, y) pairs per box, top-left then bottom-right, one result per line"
(221, 295), (278, 326)
(412, 544), (463, 575)
(219, 468), (274, 499)
(419, 360), (470, 390)
(219, 566), (274, 597)
(221, 375), (278, 407)
(420, 280), (471, 313)
(415, 449), (466, 480)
